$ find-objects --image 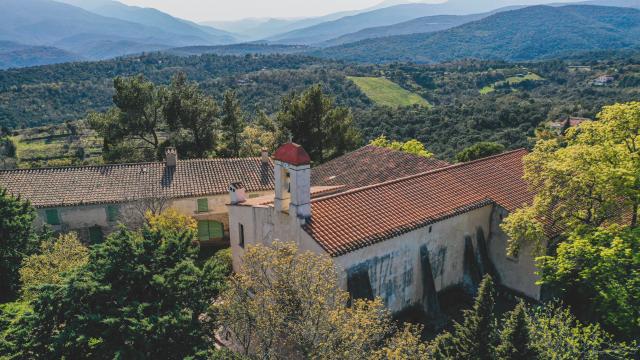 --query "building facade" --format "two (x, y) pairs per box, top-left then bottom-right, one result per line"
(228, 144), (542, 316)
